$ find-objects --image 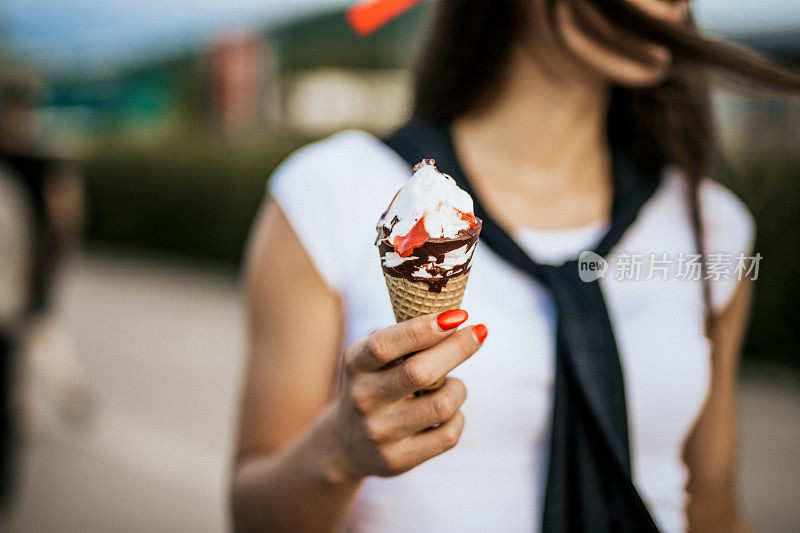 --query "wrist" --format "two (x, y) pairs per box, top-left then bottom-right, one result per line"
(315, 404), (365, 488)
